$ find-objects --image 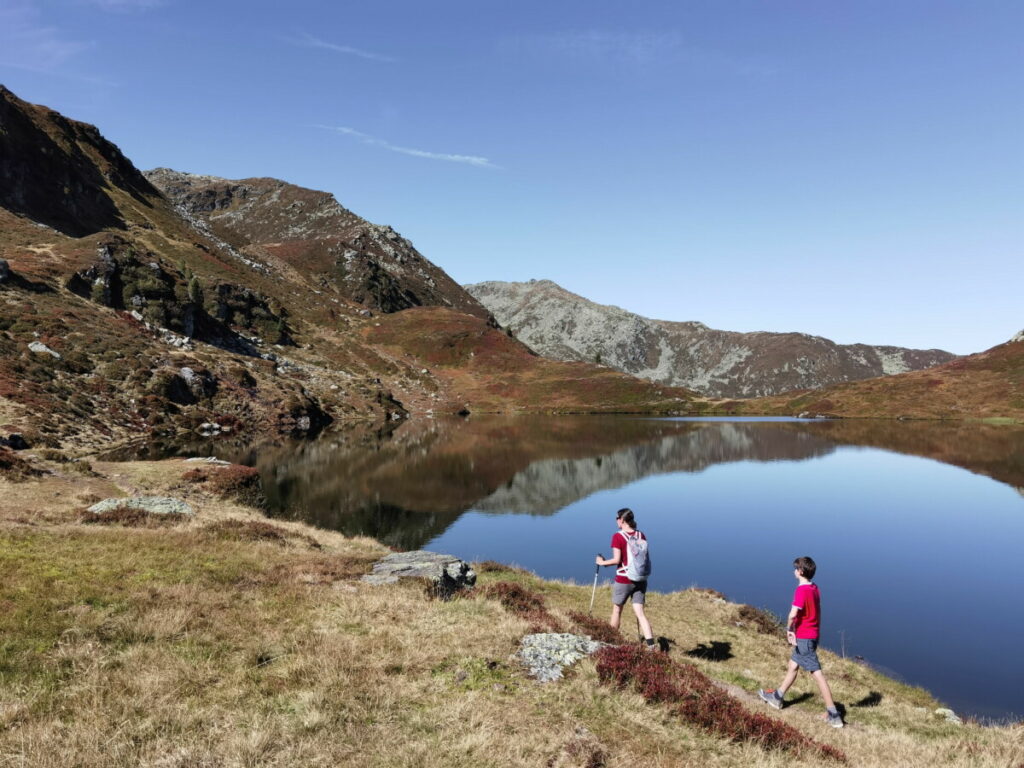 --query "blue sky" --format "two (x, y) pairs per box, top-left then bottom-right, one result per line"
(2, 0), (1021, 354)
